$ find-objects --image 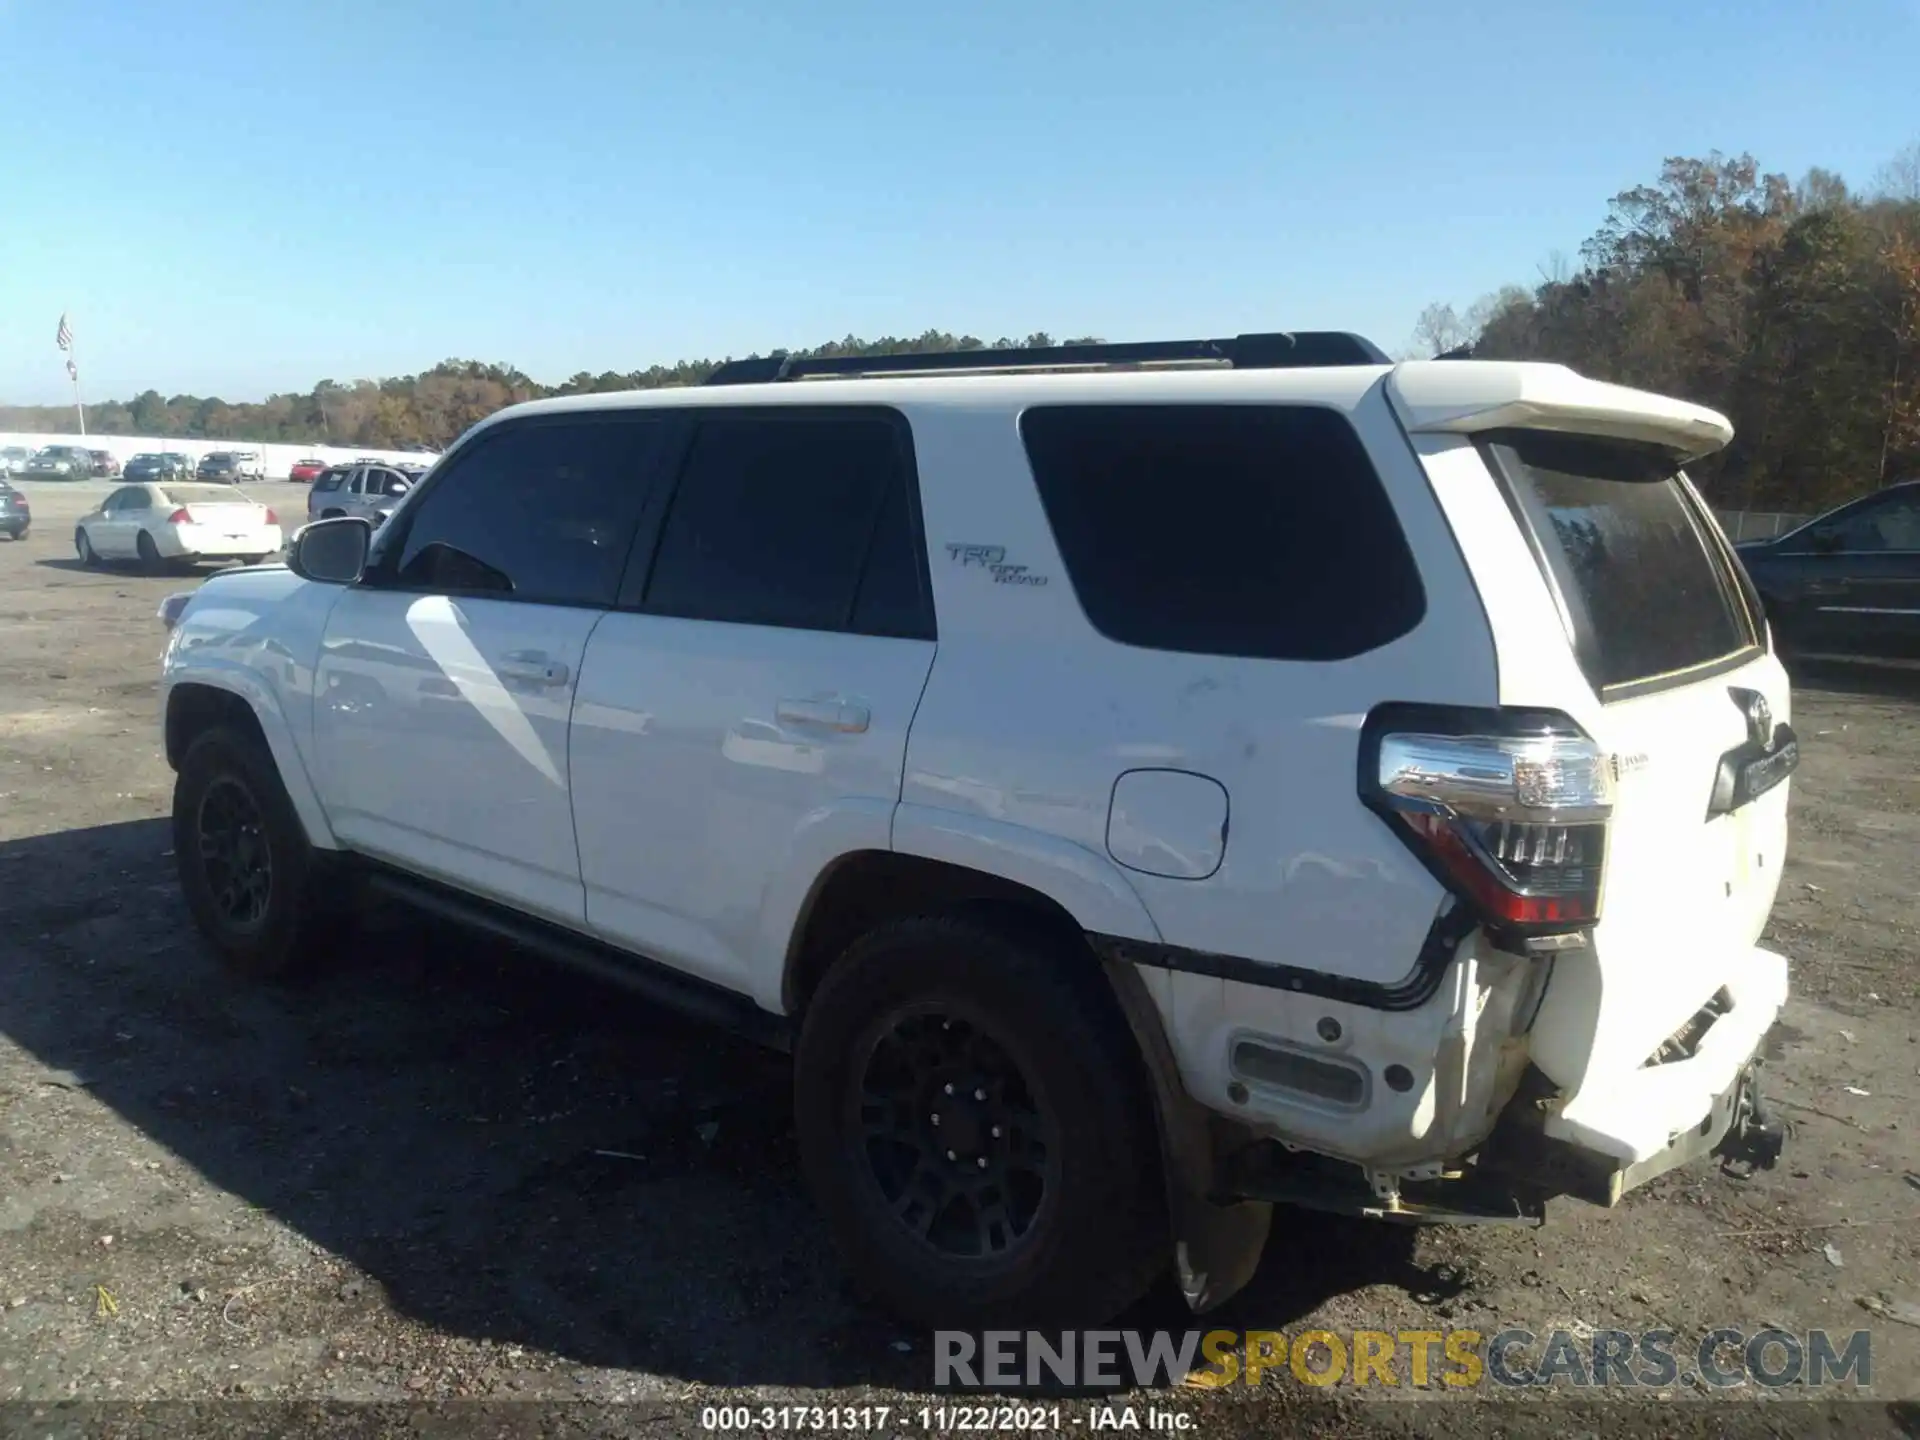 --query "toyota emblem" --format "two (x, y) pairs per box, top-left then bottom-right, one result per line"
(1731, 687), (1773, 748)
